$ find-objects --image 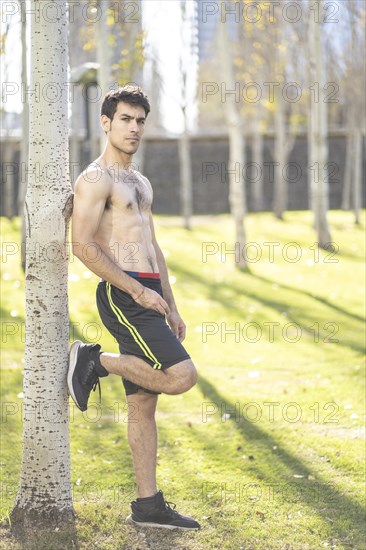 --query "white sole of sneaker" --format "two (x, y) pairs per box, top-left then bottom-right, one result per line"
(126, 515), (200, 530)
(67, 340), (83, 410)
